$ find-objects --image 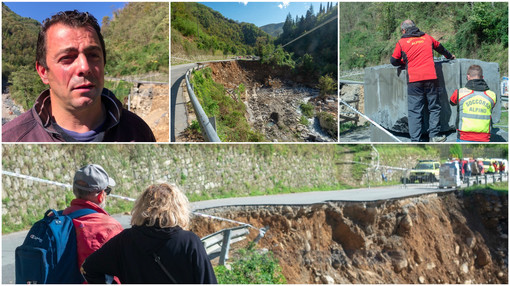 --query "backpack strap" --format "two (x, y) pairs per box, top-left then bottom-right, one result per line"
(67, 208), (98, 219)
(152, 253), (177, 283)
